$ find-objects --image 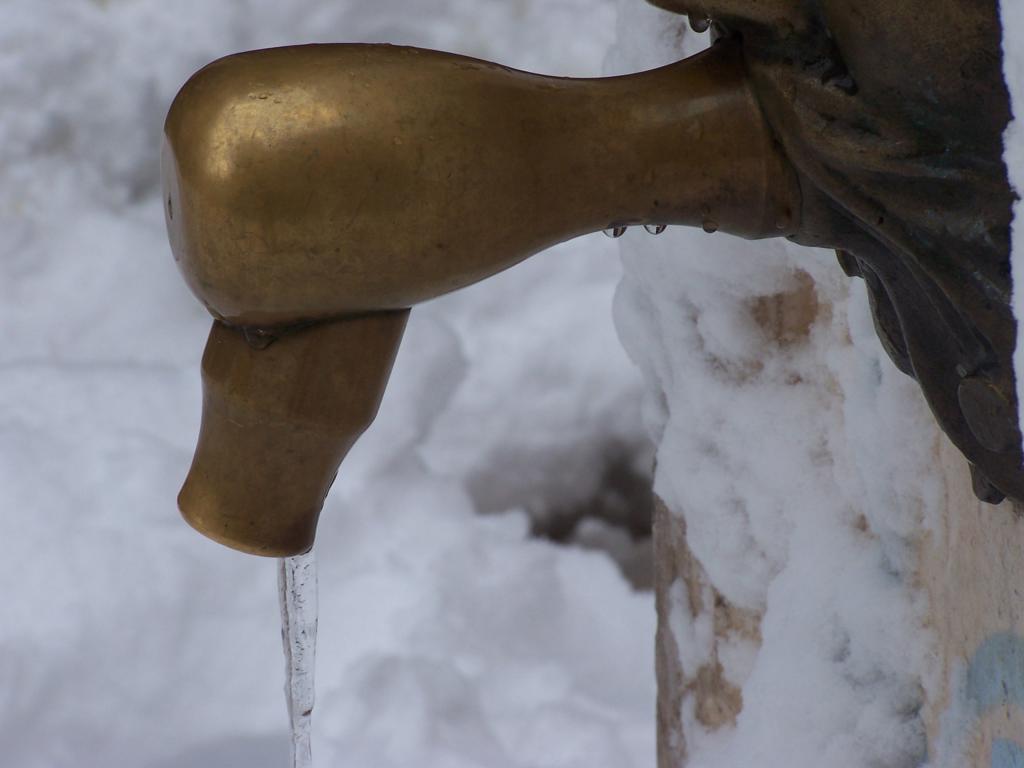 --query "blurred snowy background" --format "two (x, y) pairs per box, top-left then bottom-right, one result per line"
(0, 1), (674, 766)
(9, 0), (1001, 765)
